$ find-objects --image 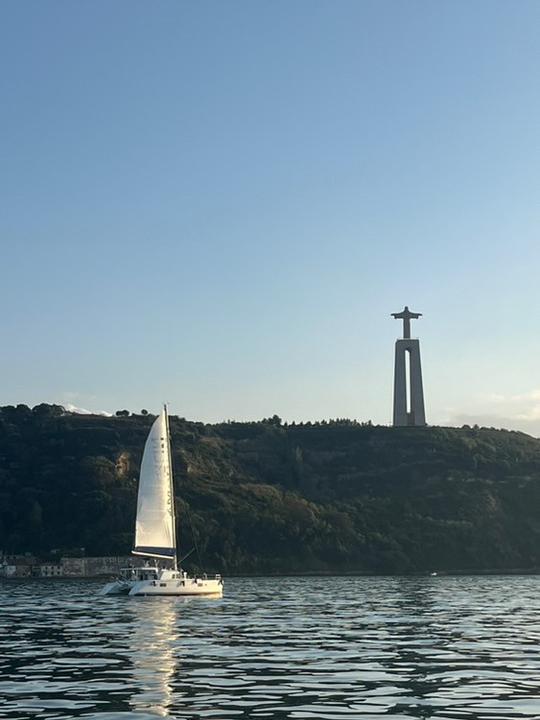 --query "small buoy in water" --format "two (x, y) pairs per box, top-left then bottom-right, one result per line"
(430, 572), (438, 576)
